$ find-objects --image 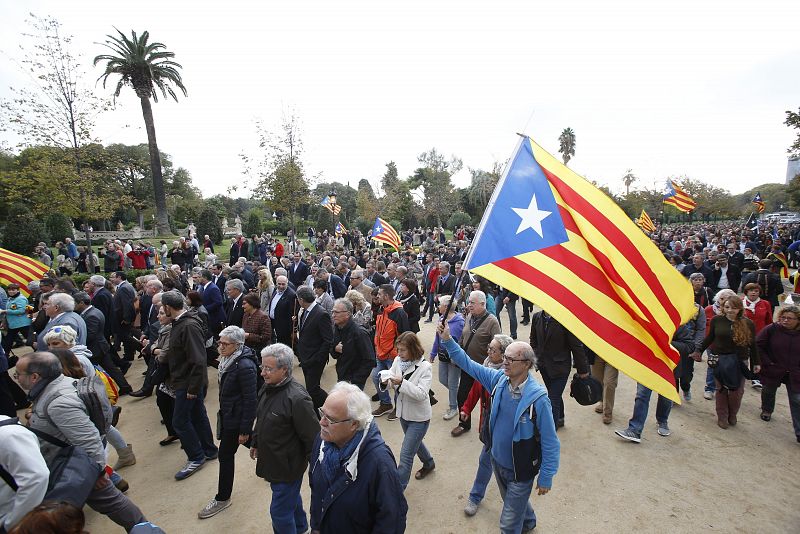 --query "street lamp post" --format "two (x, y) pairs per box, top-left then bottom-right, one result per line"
(329, 188), (338, 236)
